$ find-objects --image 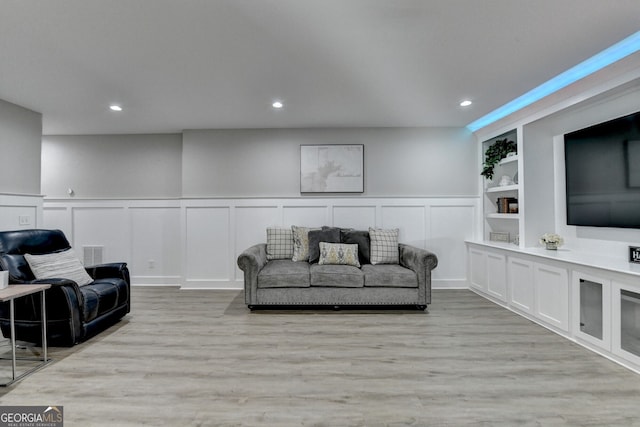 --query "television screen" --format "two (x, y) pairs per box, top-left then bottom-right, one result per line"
(564, 110), (640, 228)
